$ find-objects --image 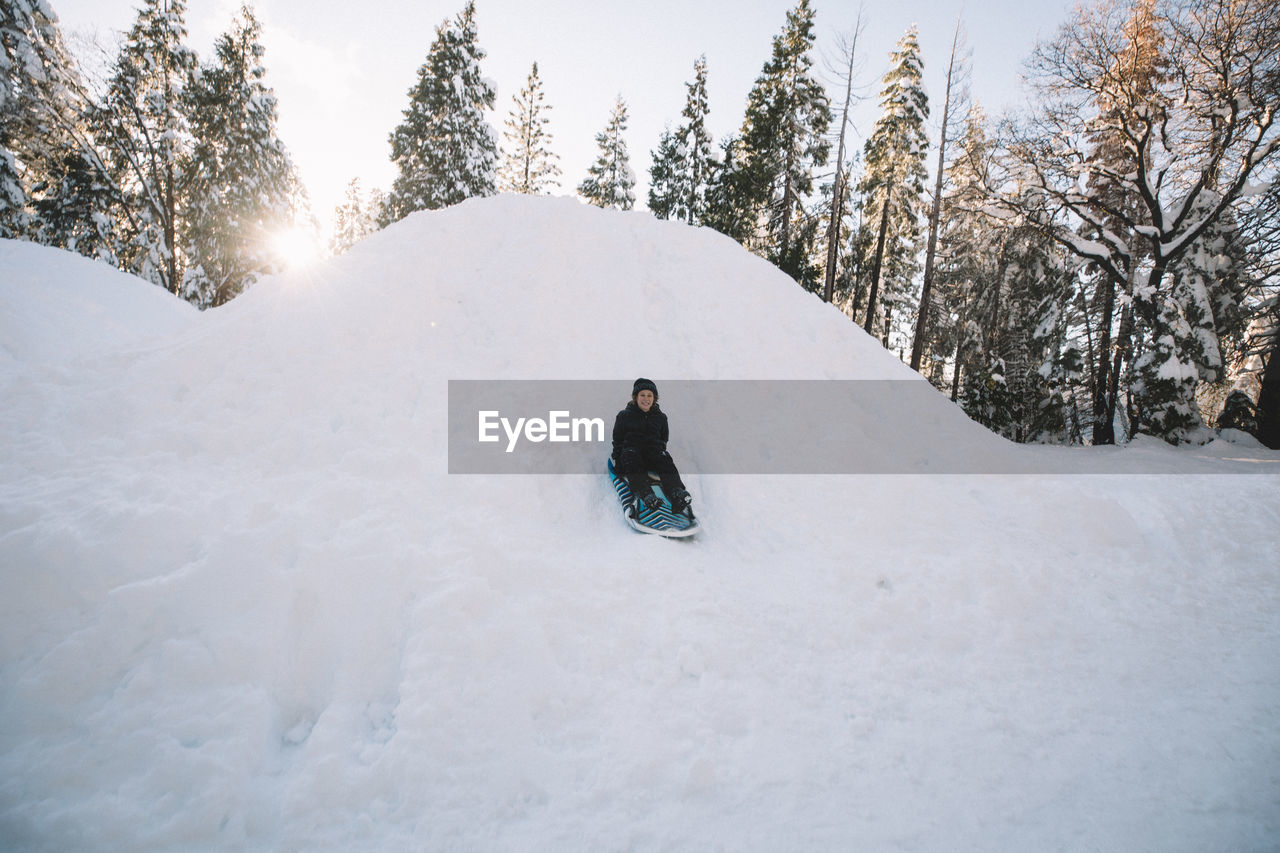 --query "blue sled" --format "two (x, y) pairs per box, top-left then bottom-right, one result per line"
(607, 458), (701, 538)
